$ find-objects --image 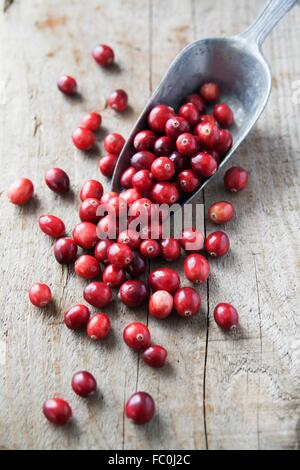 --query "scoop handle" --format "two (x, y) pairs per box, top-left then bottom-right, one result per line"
(240, 0), (297, 48)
